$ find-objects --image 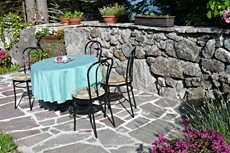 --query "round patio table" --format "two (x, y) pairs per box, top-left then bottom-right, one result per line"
(31, 54), (102, 104)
